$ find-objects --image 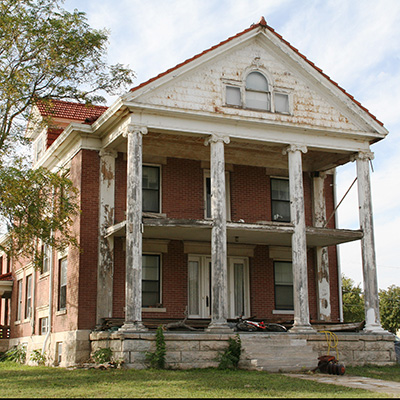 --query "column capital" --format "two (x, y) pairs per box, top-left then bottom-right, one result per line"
(99, 149), (118, 159)
(282, 144), (308, 155)
(351, 150), (374, 162)
(122, 124), (148, 138)
(204, 133), (230, 146)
